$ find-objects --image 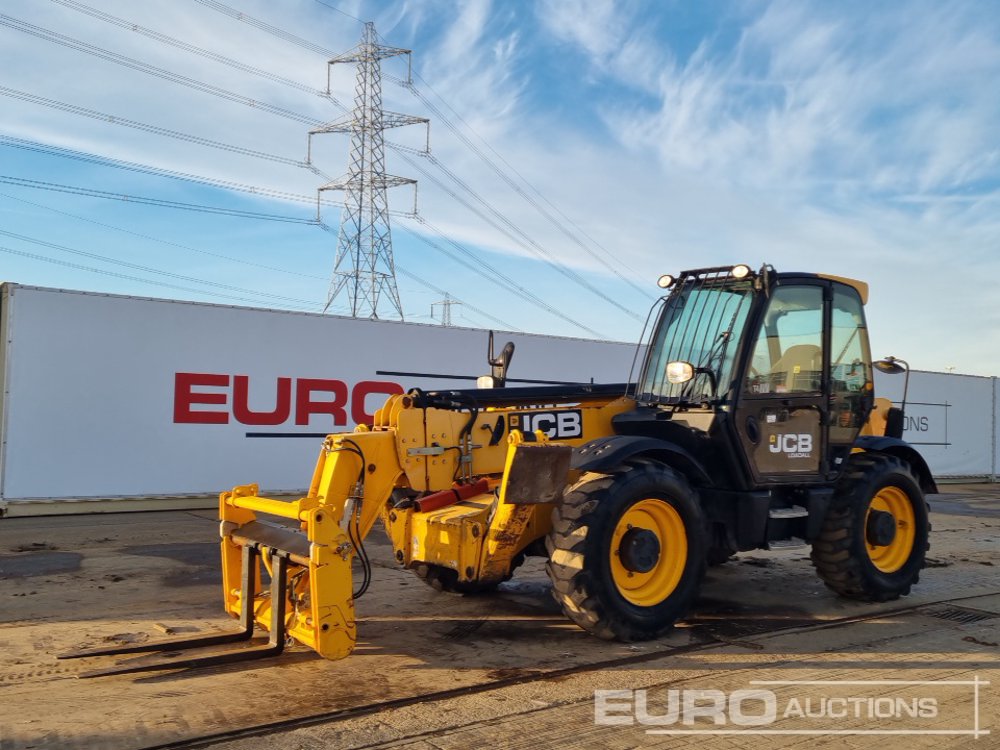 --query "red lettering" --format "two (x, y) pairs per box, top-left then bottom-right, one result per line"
(351, 380), (405, 424)
(174, 374), (406, 428)
(174, 372), (229, 424)
(295, 378), (348, 426)
(232, 375), (292, 426)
